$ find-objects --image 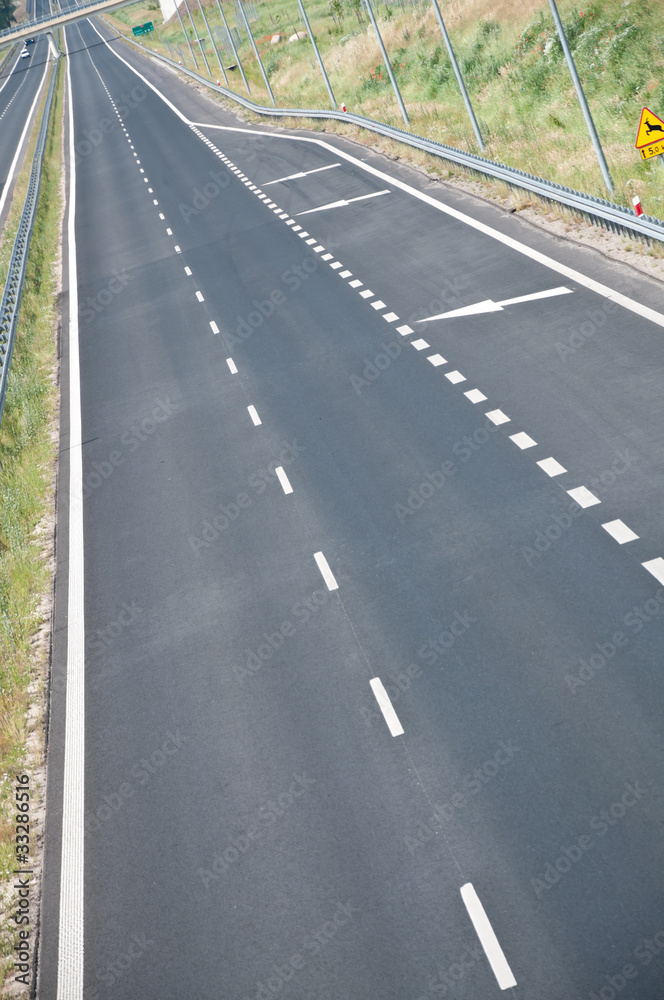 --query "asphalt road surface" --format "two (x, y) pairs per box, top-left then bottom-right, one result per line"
(40, 16), (664, 1000)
